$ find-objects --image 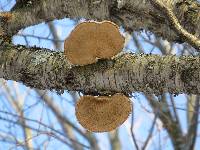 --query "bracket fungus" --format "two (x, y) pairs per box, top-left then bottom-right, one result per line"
(64, 21), (125, 65)
(65, 20), (131, 132)
(75, 93), (132, 132)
